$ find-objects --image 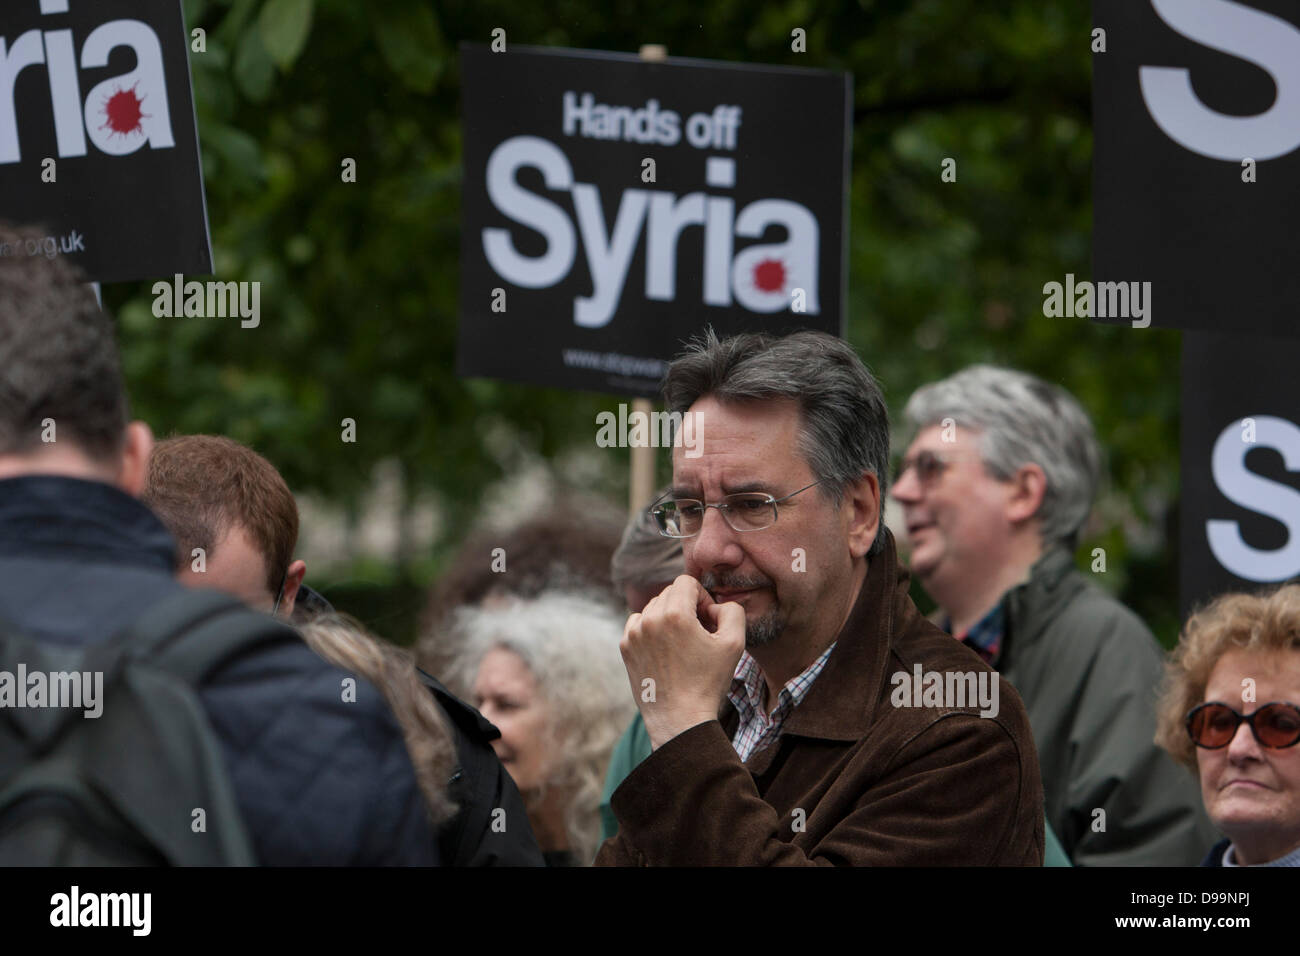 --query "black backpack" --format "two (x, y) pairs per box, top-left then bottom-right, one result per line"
(0, 589), (298, 865)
